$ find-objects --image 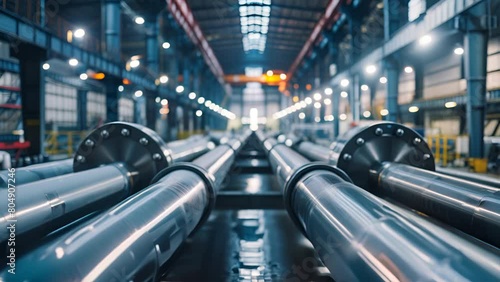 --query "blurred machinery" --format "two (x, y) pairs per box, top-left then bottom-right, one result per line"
(1, 122), (499, 281)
